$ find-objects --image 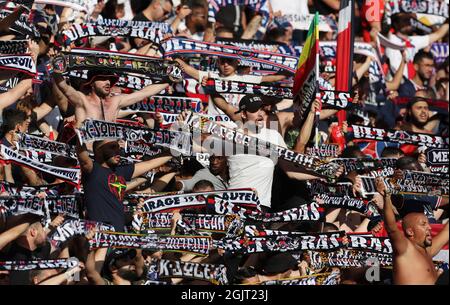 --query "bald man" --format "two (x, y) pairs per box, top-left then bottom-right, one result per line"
(376, 178), (449, 284)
